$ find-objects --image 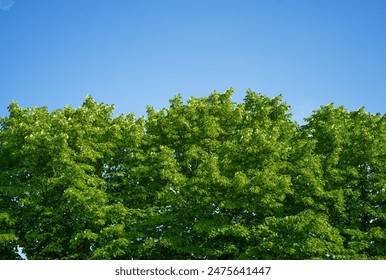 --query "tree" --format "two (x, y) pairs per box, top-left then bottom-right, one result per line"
(1, 90), (385, 259)
(302, 105), (386, 259)
(0, 97), (143, 259)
